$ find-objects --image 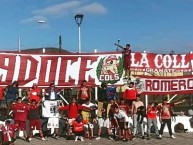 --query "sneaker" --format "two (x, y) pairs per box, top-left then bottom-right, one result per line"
(75, 136), (78, 142)
(142, 136), (145, 140)
(132, 136), (136, 140)
(123, 138), (128, 142)
(90, 137), (95, 140)
(54, 135), (59, 139)
(96, 136), (101, 140)
(80, 137), (84, 141)
(28, 138), (32, 141)
(156, 135), (161, 139)
(109, 136), (114, 140)
(41, 137), (46, 141)
(25, 138), (30, 142)
(171, 135), (176, 139)
(158, 135), (162, 139)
